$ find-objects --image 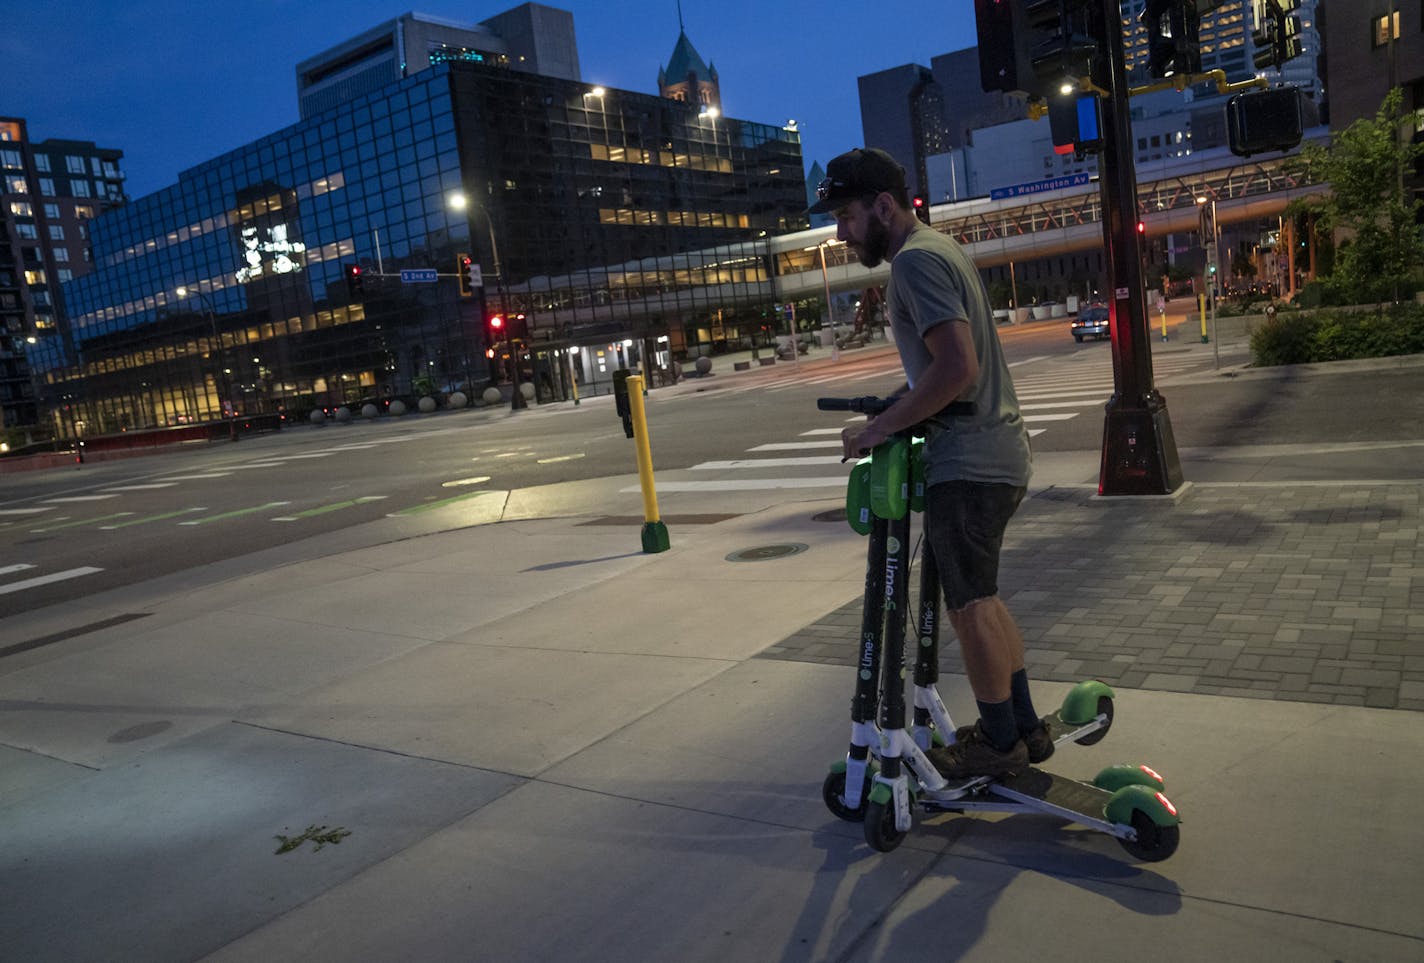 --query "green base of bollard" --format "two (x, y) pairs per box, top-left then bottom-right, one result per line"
(1200, 335), (1209, 343)
(641, 520), (670, 554)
